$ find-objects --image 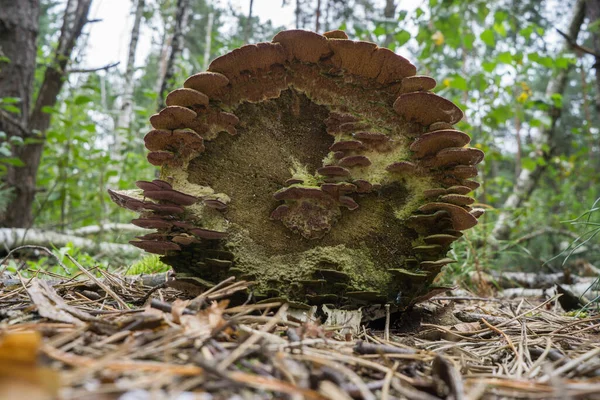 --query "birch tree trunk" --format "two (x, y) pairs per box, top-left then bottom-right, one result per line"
(157, 0), (191, 109)
(1, 0), (93, 228)
(114, 0), (145, 157)
(587, 0), (600, 111)
(491, 0), (587, 241)
(203, 12), (214, 70)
